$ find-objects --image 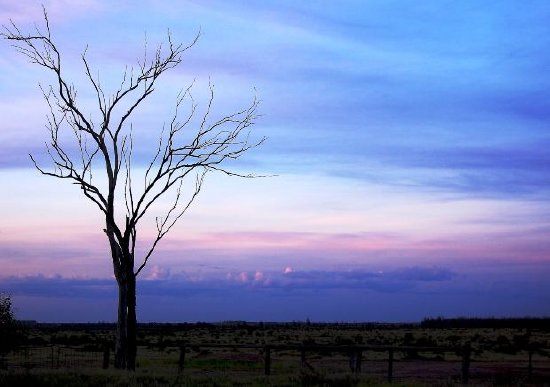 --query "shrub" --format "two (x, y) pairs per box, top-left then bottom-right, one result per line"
(0, 293), (25, 367)
(0, 293), (14, 326)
